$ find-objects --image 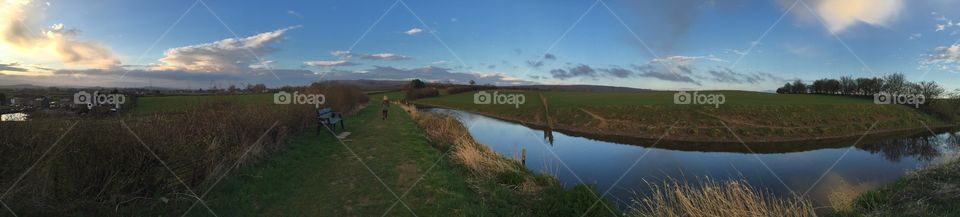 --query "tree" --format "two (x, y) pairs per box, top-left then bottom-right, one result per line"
(776, 83), (792, 94)
(248, 84), (267, 93)
(824, 79), (841, 94)
(469, 80), (476, 85)
(882, 73), (907, 93)
(914, 81), (945, 99)
(409, 79), (426, 89)
(840, 76), (856, 95)
(791, 80), (807, 94)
